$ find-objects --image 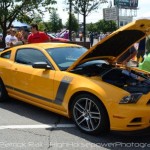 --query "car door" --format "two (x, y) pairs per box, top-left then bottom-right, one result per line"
(0, 50), (13, 87)
(11, 48), (55, 105)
